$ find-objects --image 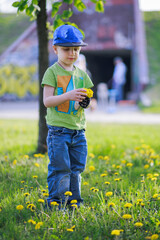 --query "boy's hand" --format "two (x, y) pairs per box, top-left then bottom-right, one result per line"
(67, 88), (87, 102)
